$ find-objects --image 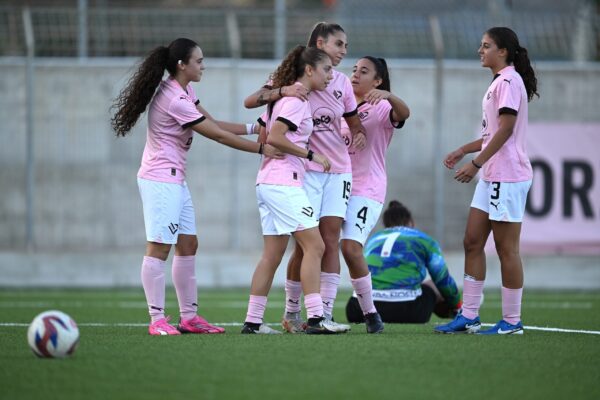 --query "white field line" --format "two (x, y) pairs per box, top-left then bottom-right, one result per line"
(0, 300), (593, 309)
(1, 321), (599, 335)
